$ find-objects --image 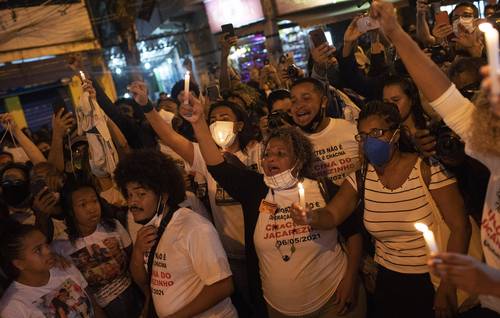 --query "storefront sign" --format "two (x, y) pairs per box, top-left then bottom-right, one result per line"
(204, 0), (264, 33)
